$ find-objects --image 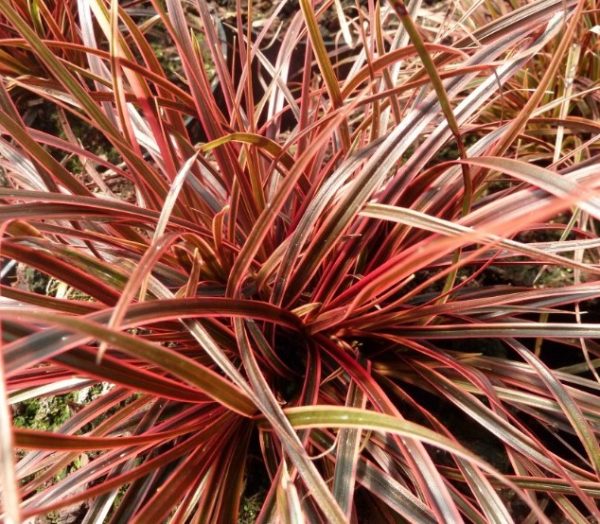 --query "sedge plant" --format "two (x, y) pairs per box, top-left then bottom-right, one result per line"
(0, 0), (599, 522)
